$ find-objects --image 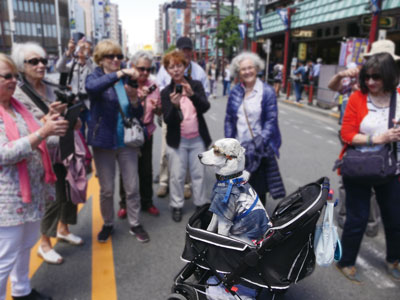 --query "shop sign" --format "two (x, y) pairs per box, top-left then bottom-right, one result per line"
(292, 30), (313, 38)
(361, 16), (395, 28)
(298, 43), (307, 61)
